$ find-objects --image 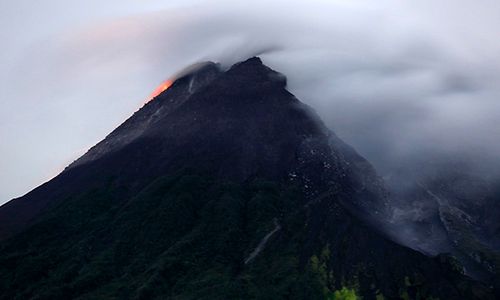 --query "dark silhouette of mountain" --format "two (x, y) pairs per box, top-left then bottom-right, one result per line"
(0, 58), (496, 299)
